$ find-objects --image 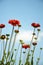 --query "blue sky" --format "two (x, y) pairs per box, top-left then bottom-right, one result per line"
(0, 0), (43, 65)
